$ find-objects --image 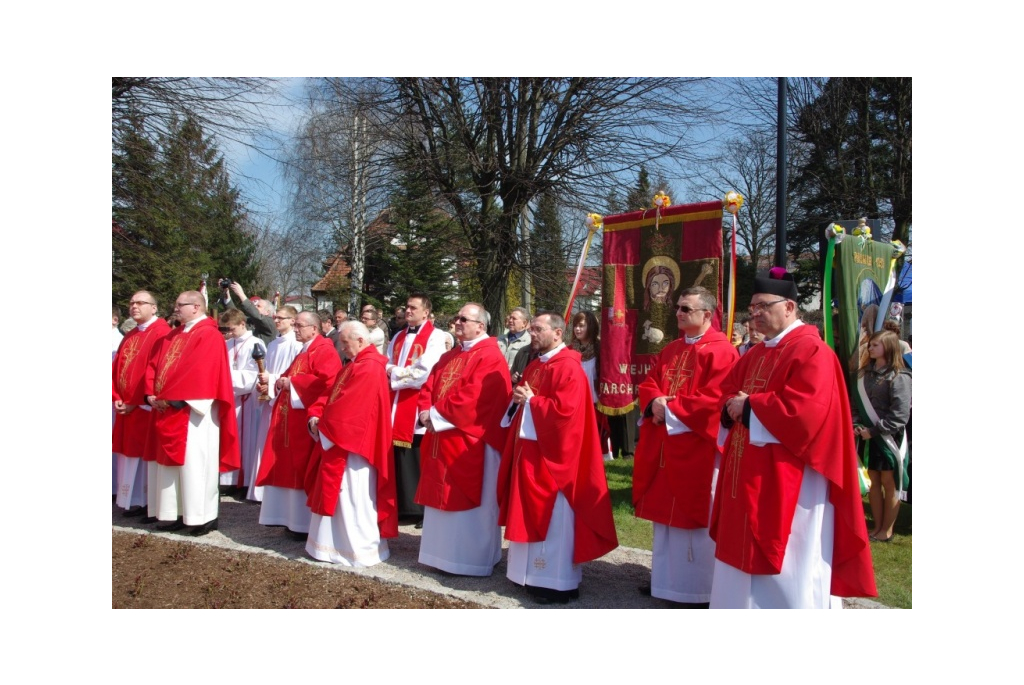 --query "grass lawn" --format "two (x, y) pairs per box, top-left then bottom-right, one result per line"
(604, 458), (912, 609)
